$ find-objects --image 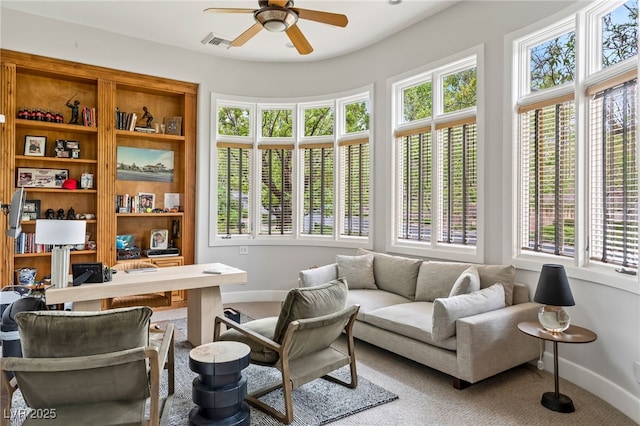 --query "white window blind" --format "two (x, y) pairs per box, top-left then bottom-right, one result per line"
(217, 142), (252, 235)
(437, 119), (477, 245)
(340, 139), (369, 237)
(301, 143), (334, 235)
(396, 126), (432, 242)
(589, 78), (638, 268)
(518, 97), (576, 256)
(259, 145), (294, 236)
